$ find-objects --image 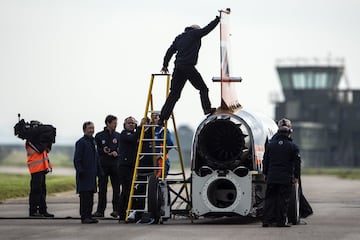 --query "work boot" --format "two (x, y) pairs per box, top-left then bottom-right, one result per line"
(29, 212), (43, 218)
(41, 212), (55, 218)
(110, 211), (119, 218)
(276, 223), (291, 227)
(262, 222), (277, 227)
(82, 218), (99, 224)
(92, 211), (104, 218)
